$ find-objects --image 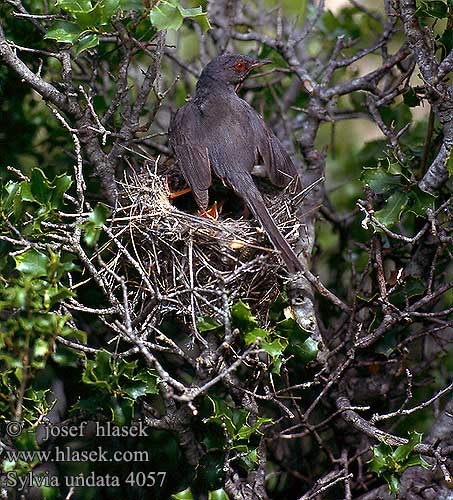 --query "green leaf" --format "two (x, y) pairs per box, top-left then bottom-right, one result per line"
(375, 192), (409, 227)
(318, 7), (361, 39)
(56, 0), (92, 11)
(34, 338), (50, 358)
(62, 328), (88, 342)
(292, 337), (318, 363)
(236, 416), (271, 441)
(417, 1), (448, 18)
(82, 349), (113, 389)
(319, 10), (340, 32)
(281, 318), (318, 363)
(72, 0), (119, 28)
(247, 448), (258, 464)
(150, 0), (211, 33)
(14, 169), (71, 213)
(378, 104), (412, 130)
(368, 442), (393, 474)
(14, 250), (49, 277)
(90, 202), (109, 226)
(76, 32), (99, 54)
(269, 293), (288, 322)
(361, 167), (401, 194)
(123, 371), (159, 399)
(93, 349), (113, 379)
(119, 0), (144, 10)
(132, 370), (159, 393)
(357, 140), (387, 166)
(261, 338), (284, 358)
(99, 0), (121, 21)
(275, 318), (309, 340)
(407, 187), (435, 217)
(383, 472), (400, 495)
(115, 357), (137, 378)
(243, 328), (268, 346)
(400, 454), (430, 471)
(392, 431), (423, 462)
(234, 447), (256, 471)
(403, 88), (421, 107)
(231, 300), (258, 333)
(40, 486), (60, 500)
(44, 21), (82, 43)
(82, 203), (109, 246)
(122, 382), (148, 399)
(206, 397), (236, 437)
(172, 489), (194, 500)
(2, 181), (20, 210)
(178, 4), (211, 33)
(440, 28), (453, 53)
(50, 174), (72, 209)
(30, 168), (54, 205)
(52, 344), (85, 367)
(368, 432), (430, 496)
(150, 1), (185, 31)
(71, 6), (103, 28)
(208, 489), (230, 500)
(44, 285), (75, 308)
(47, 249), (78, 282)
(110, 396), (132, 425)
(197, 316), (222, 332)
